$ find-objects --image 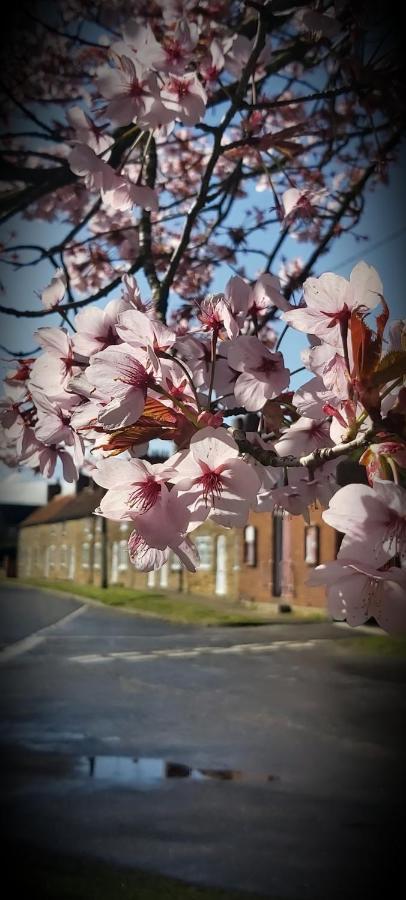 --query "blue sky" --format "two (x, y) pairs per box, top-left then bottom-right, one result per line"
(1, 142), (405, 502)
